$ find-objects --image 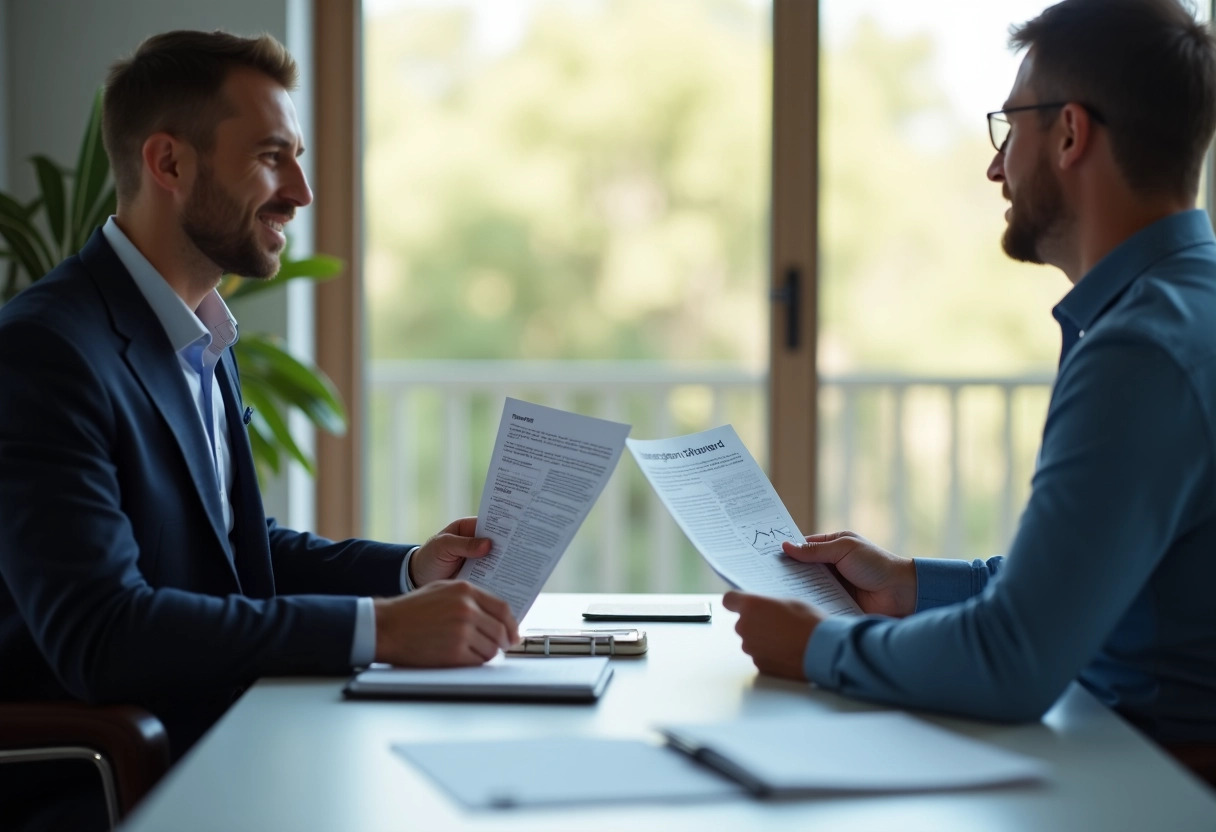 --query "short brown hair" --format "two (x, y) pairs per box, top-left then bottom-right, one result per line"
(1011, 0), (1216, 200)
(102, 30), (298, 202)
